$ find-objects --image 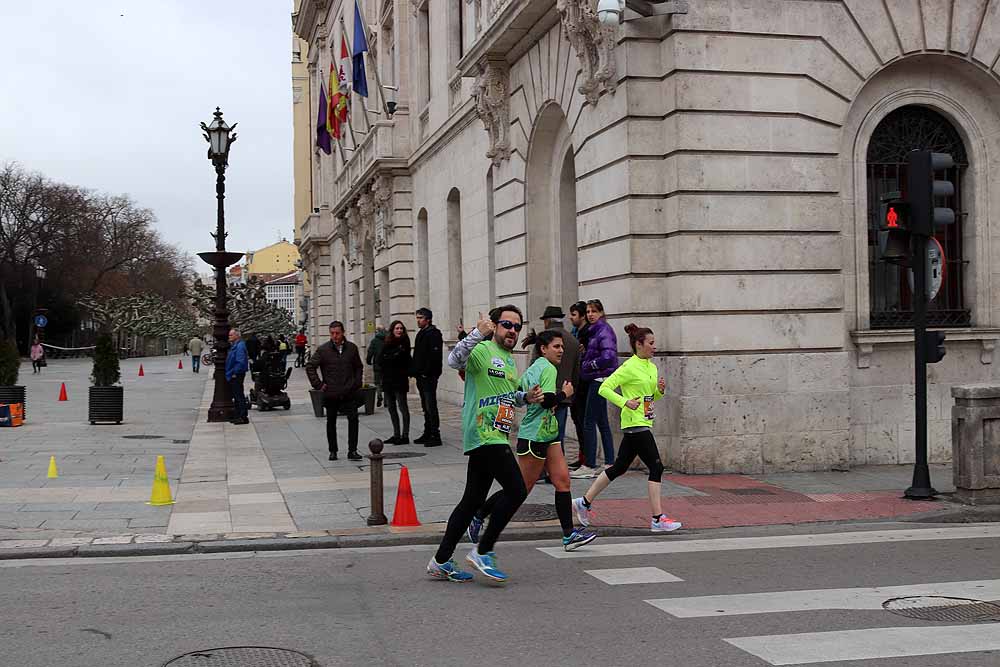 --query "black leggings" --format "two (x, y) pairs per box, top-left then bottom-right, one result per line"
(604, 430), (664, 483)
(435, 445), (527, 563)
(384, 389), (409, 437)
